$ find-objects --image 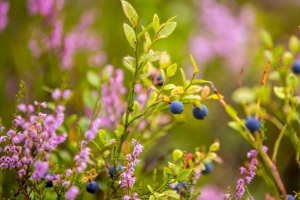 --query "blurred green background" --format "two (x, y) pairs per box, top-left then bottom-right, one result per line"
(0, 0), (300, 199)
